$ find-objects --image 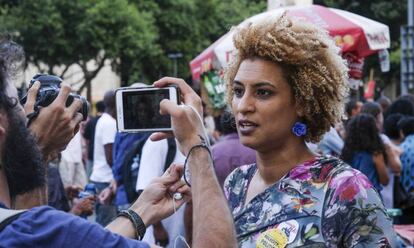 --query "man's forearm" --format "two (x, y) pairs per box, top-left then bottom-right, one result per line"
(106, 204), (151, 240)
(106, 216), (137, 239)
(189, 148), (237, 247)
